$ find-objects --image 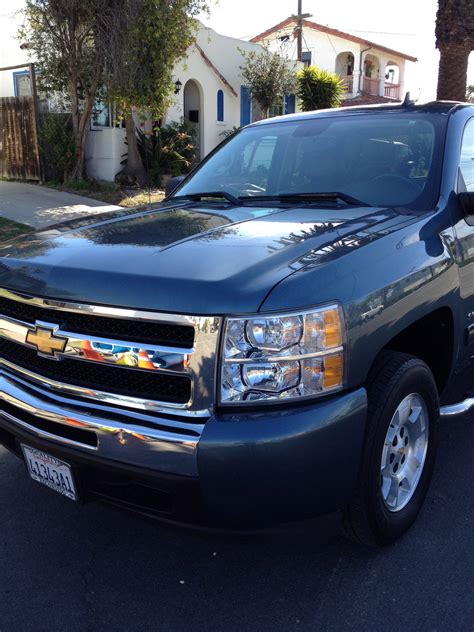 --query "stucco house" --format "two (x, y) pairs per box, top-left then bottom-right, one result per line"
(0, 13), (290, 181)
(251, 16), (417, 106)
(1, 11), (417, 182)
(86, 23), (285, 181)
